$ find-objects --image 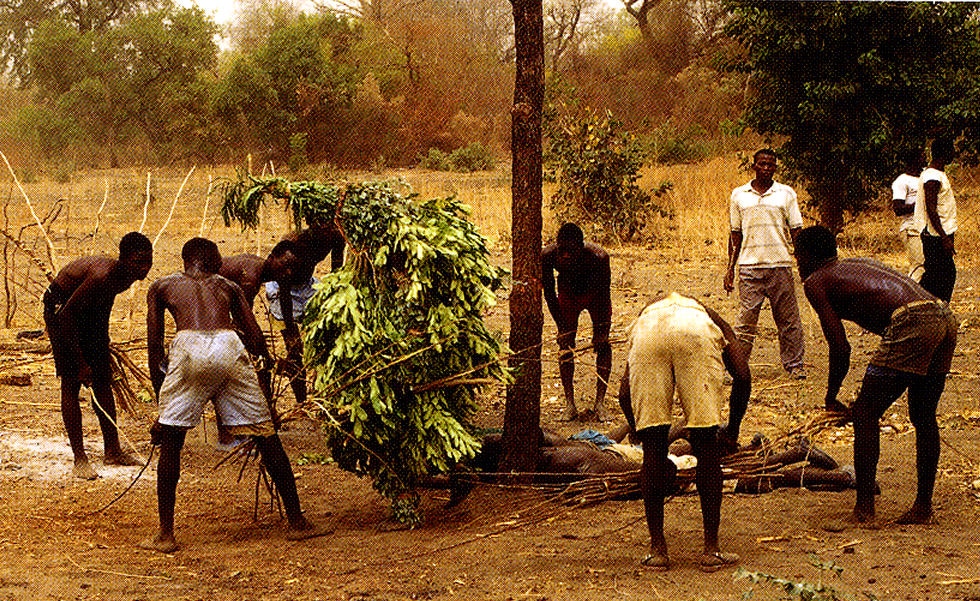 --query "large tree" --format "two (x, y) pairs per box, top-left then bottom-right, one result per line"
(501, 0), (544, 474)
(724, 1), (980, 231)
